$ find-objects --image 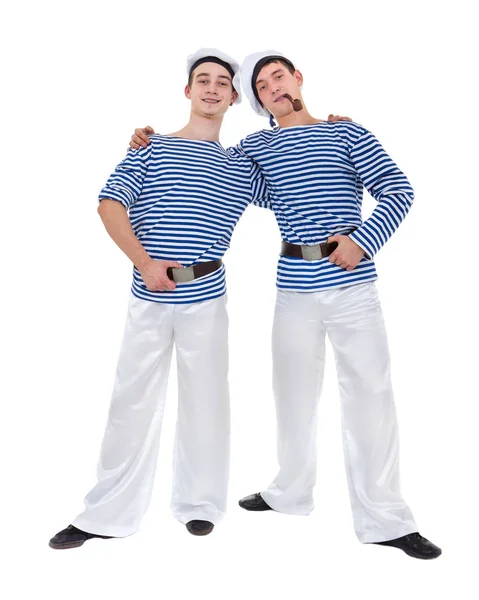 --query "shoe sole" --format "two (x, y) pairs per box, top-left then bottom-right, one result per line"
(375, 542), (442, 560)
(49, 540), (86, 550)
(402, 549), (442, 560)
(186, 528), (214, 536)
(49, 535), (113, 550)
